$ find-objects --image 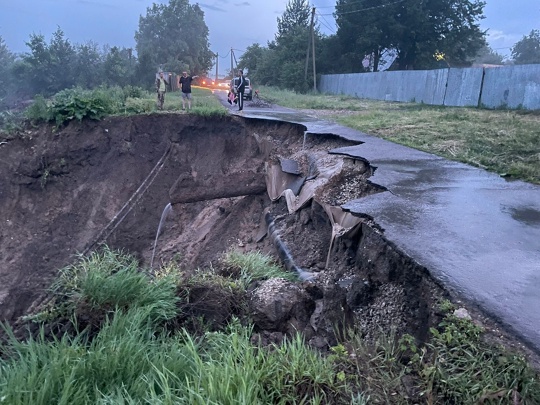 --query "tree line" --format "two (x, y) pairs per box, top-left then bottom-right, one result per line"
(1, 0), (539, 107)
(0, 0), (213, 108)
(240, 0), (540, 92)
